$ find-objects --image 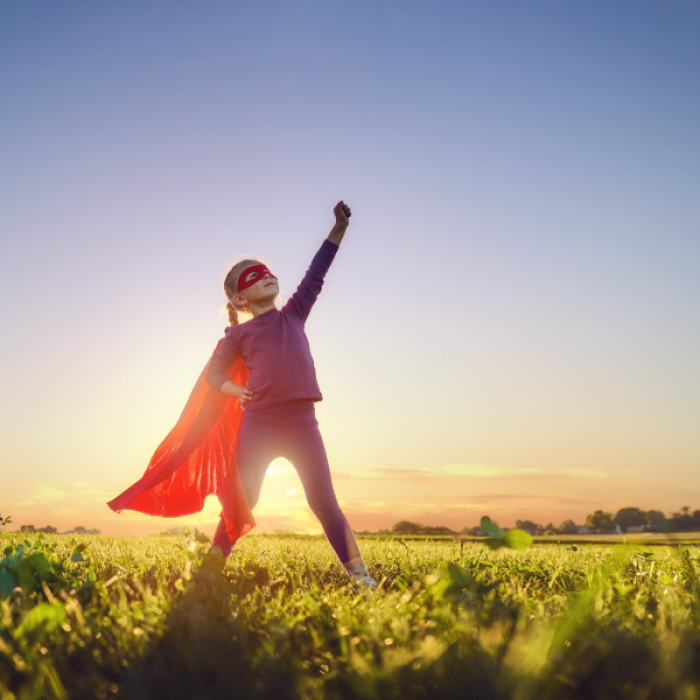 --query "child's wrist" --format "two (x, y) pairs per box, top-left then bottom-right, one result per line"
(327, 224), (347, 245)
